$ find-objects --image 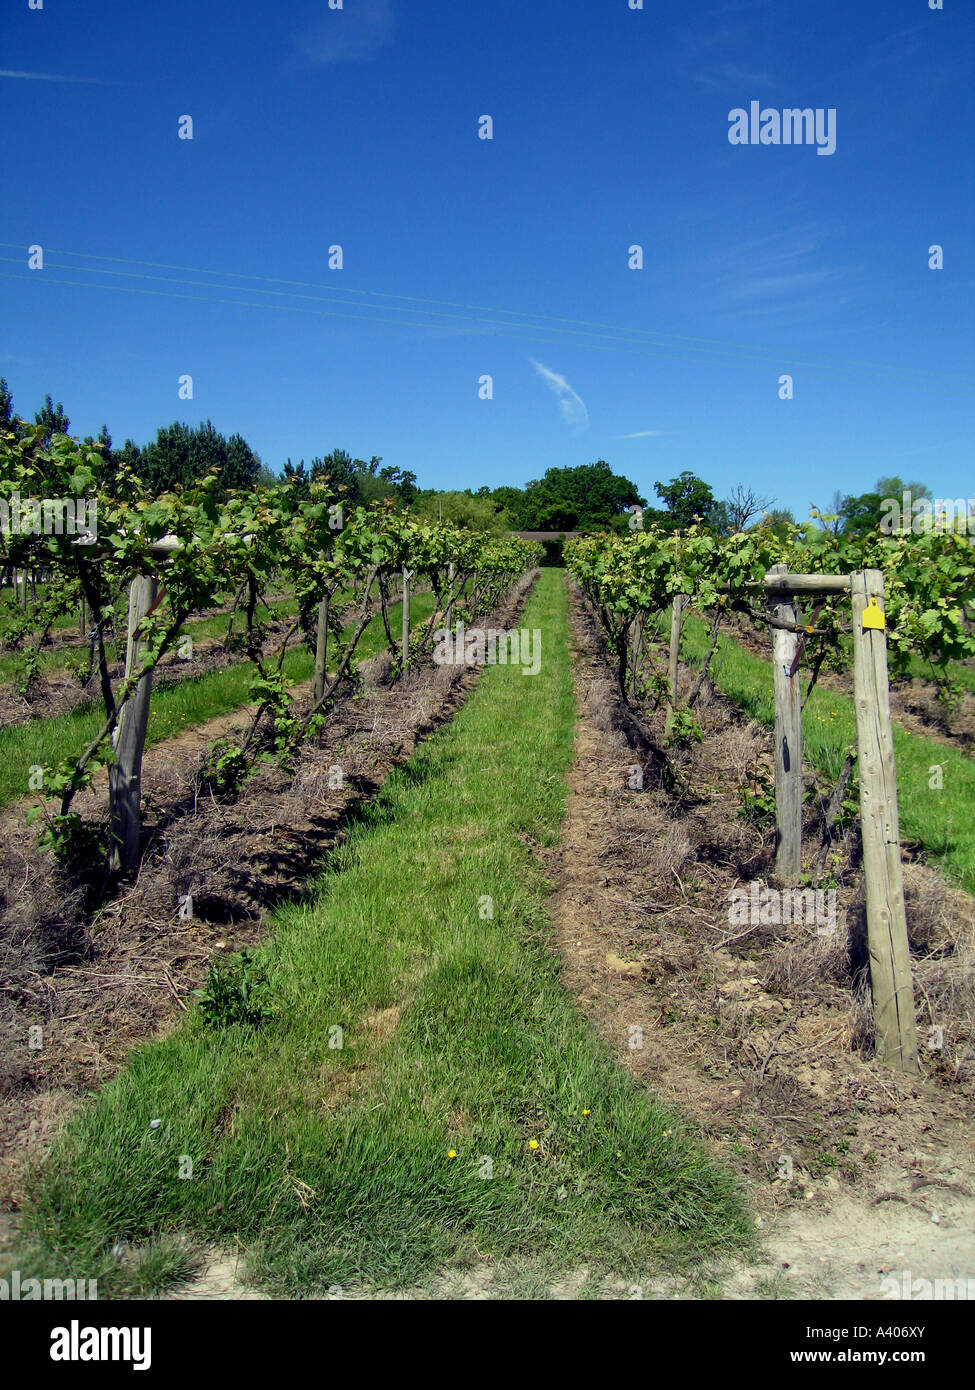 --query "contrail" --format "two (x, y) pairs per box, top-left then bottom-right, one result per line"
(0, 69), (121, 85)
(530, 358), (589, 433)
